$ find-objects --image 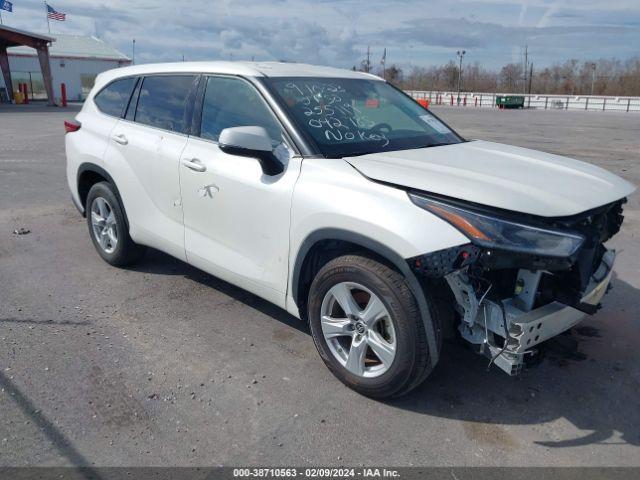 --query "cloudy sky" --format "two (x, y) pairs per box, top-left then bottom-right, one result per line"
(3, 0), (639, 70)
